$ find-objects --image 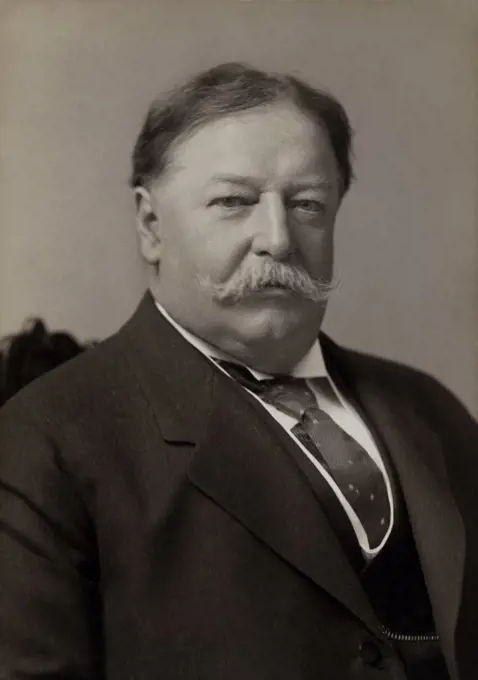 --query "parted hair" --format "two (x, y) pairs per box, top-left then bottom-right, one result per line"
(130, 62), (354, 194)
